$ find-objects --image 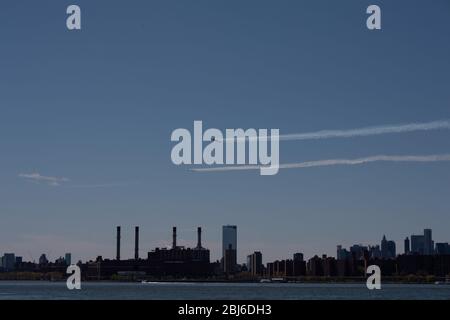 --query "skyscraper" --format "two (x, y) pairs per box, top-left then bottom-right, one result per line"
(2, 253), (16, 272)
(435, 243), (450, 255)
(222, 225), (237, 273)
(404, 237), (410, 255)
(381, 235), (396, 259)
(410, 229), (434, 255)
(249, 251), (263, 276)
(336, 245), (343, 260)
(411, 234), (425, 254)
(65, 253), (72, 266)
(424, 229), (433, 255)
(38, 254), (48, 265)
(293, 253), (304, 262)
